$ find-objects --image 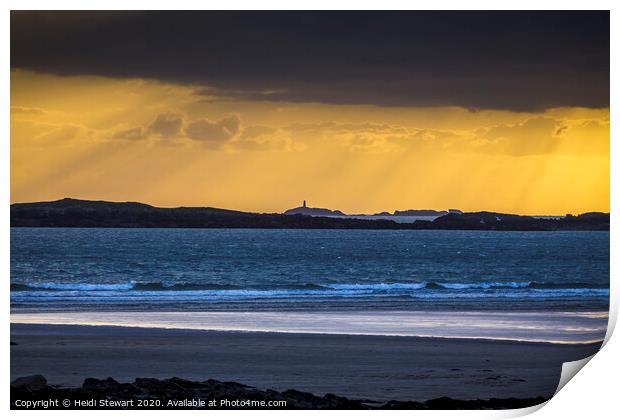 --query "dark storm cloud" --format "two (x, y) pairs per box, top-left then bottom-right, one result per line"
(10, 11), (609, 110)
